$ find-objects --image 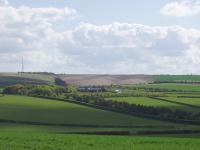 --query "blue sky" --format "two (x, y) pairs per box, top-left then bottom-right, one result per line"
(0, 0), (200, 74)
(9, 0), (200, 28)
